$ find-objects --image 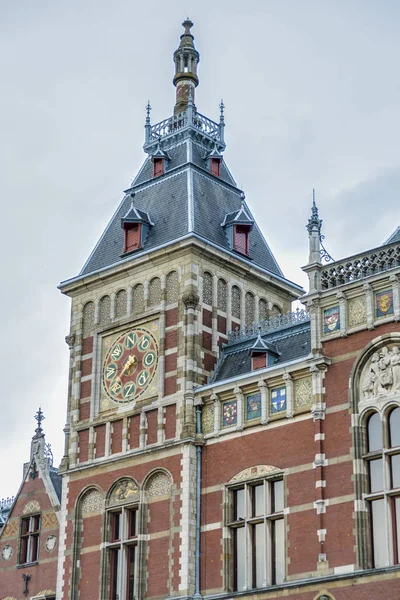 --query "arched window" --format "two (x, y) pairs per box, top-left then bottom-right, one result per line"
(99, 296), (111, 326)
(149, 277), (162, 306)
(231, 285), (241, 319)
(203, 272), (213, 305)
(132, 284), (144, 314)
(367, 412), (382, 452)
(82, 301), (95, 337)
(115, 289), (127, 318)
(245, 292), (255, 327)
(166, 271), (179, 304)
(389, 407), (400, 448)
(259, 298), (268, 322)
(271, 304), (282, 317)
(217, 279), (227, 312)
